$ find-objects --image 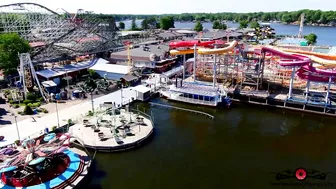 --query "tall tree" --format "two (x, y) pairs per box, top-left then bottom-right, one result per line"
(0, 33), (31, 76)
(130, 18), (138, 30)
(141, 19), (149, 29)
(239, 20), (248, 29)
(249, 21), (260, 29)
(160, 16), (174, 30)
(194, 21), (203, 32)
(304, 33), (317, 45)
(118, 22), (125, 30)
(212, 21), (227, 30)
